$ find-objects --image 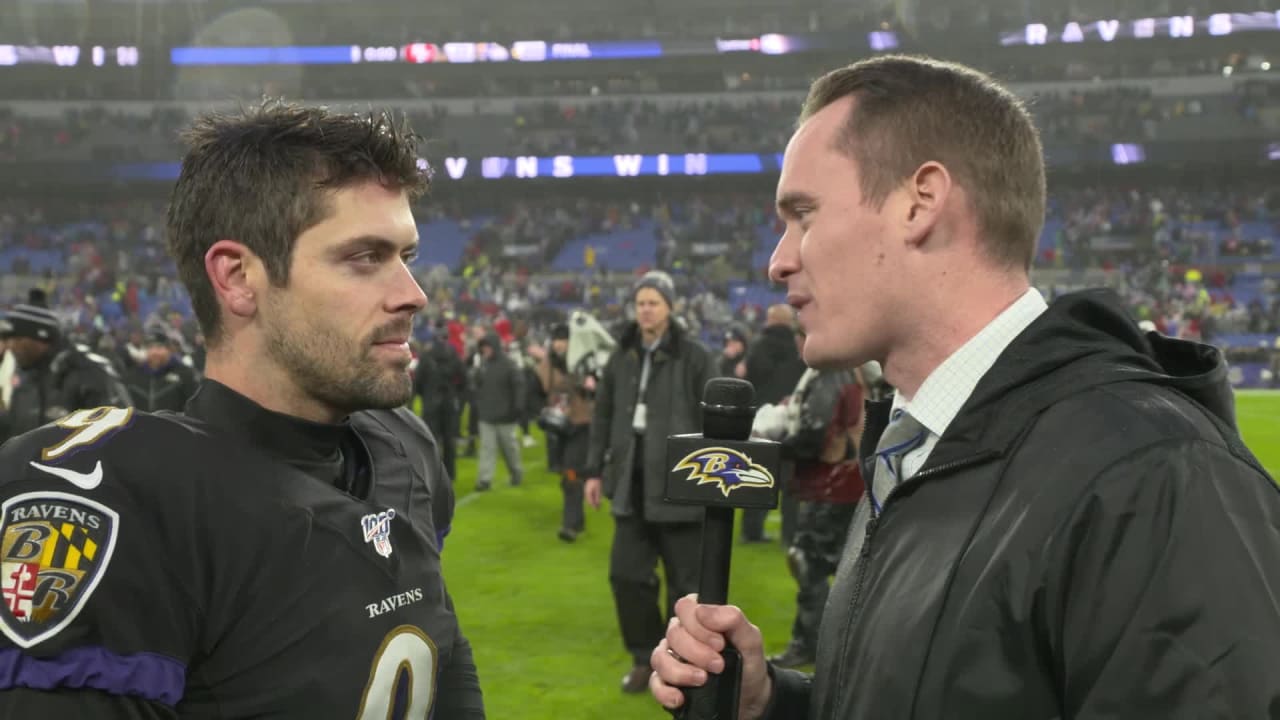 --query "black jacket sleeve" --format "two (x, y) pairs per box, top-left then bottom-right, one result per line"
(760, 665), (812, 720)
(585, 351), (618, 479)
(1045, 440), (1280, 719)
